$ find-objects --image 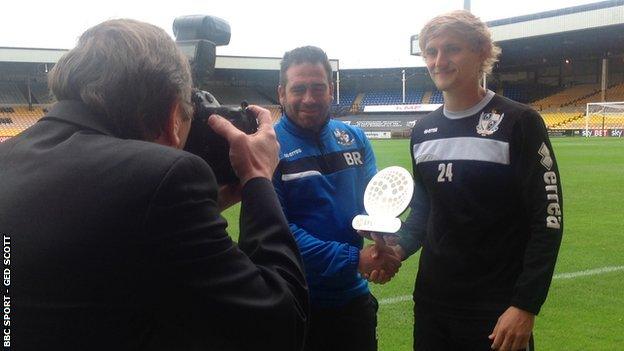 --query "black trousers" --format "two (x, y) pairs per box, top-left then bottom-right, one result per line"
(414, 303), (535, 351)
(304, 293), (378, 351)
